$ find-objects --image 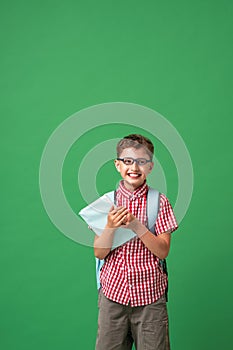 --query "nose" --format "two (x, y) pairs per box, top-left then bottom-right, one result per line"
(131, 160), (139, 170)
